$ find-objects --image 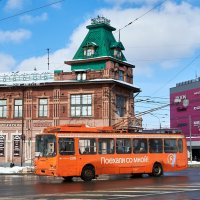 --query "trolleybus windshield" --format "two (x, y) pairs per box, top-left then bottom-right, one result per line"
(35, 135), (56, 157)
